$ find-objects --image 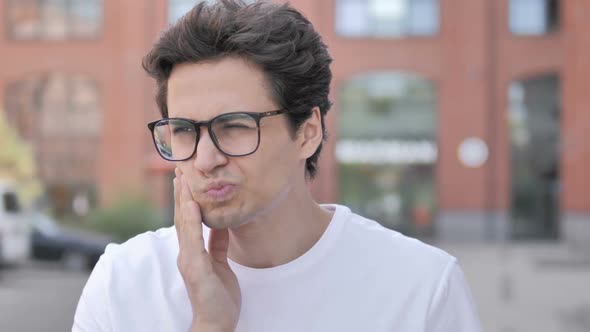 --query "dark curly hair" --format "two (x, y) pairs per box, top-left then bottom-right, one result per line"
(142, 0), (333, 179)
